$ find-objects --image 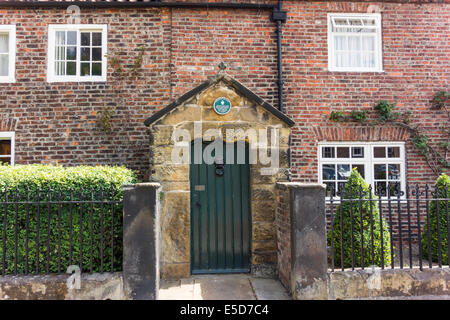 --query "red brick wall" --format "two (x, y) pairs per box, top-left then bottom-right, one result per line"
(283, 1), (449, 185)
(0, 1), (448, 184)
(0, 8), (171, 179)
